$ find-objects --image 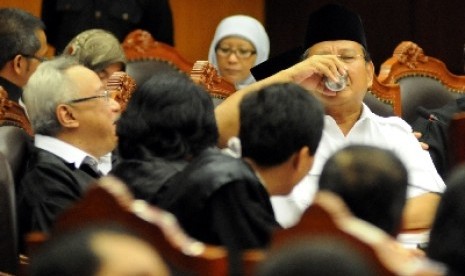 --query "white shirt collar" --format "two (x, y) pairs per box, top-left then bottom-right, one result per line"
(34, 134), (95, 169)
